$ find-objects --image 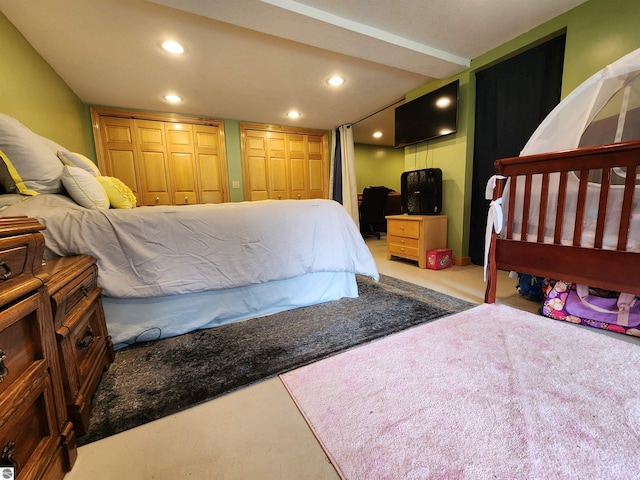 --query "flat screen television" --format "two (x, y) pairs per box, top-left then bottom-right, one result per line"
(394, 79), (459, 148)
